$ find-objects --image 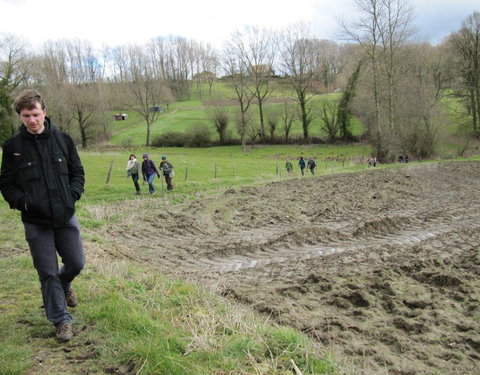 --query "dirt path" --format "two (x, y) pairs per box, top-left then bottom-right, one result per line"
(93, 161), (480, 374)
